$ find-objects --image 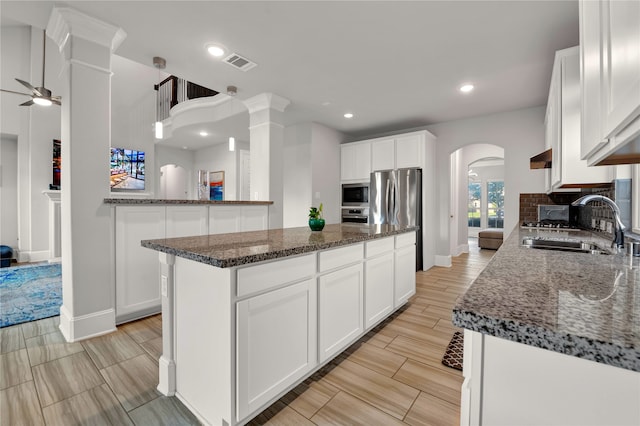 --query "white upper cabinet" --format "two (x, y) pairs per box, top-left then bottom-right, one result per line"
(547, 46), (612, 190)
(395, 133), (424, 169)
(602, 0), (640, 139)
(342, 131), (428, 182)
(371, 138), (395, 171)
(340, 142), (371, 182)
(580, 0), (640, 165)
